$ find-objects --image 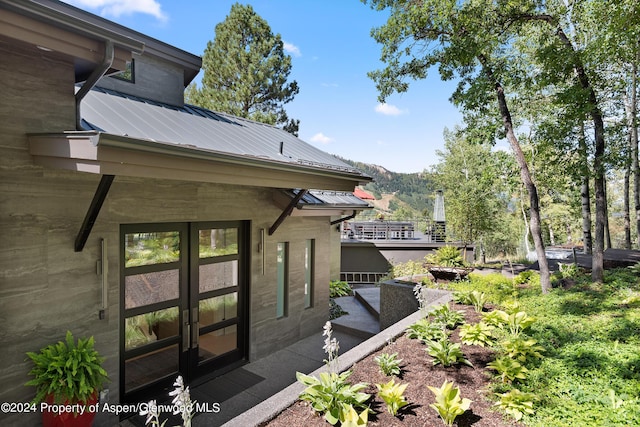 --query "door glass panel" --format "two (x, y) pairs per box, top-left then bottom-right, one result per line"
(199, 292), (238, 328)
(125, 270), (179, 309)
(125, 231), (180, 267)
(199, 261), (238, 293)
(199, 325), (237, 361)
(199, 228), (238, 258)
(124, 307), (179, 351)
(124, 344), (179, 393)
